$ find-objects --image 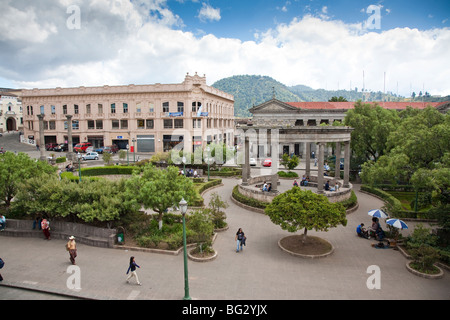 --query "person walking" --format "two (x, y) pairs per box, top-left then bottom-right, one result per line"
(0, 215), (6, 231)
(126, 256), (141, 285)
(0, 257), (4, 281)
(66, 236), (77, 265)
(41, 218), (50, 240)
(235, 228), (246, 252)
